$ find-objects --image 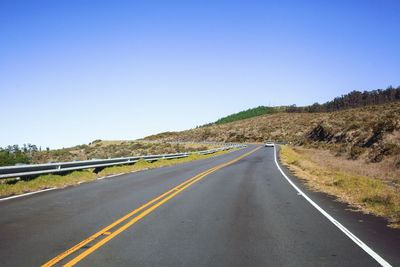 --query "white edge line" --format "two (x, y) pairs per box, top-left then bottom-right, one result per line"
(273, 146), (392, 267)
(97, 174), (121, 180)
(0, 188), (57, 202)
